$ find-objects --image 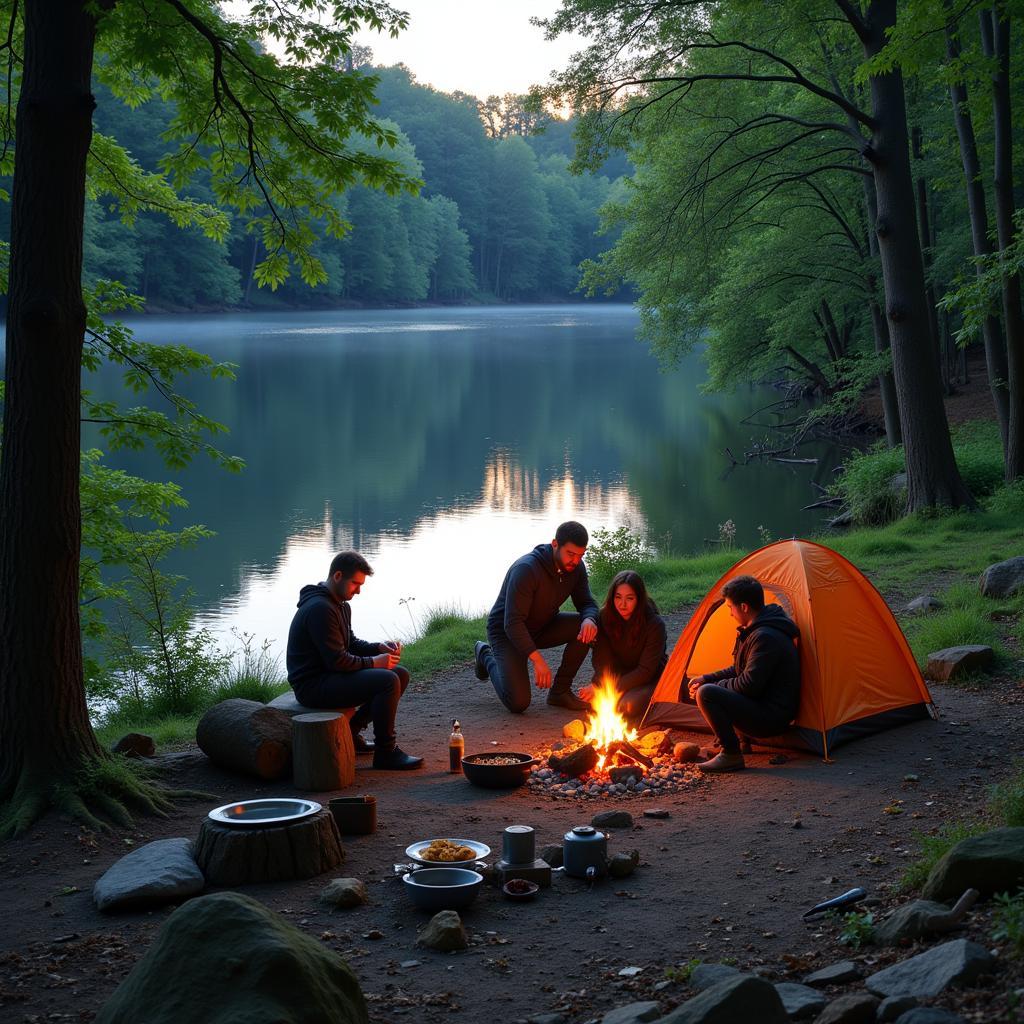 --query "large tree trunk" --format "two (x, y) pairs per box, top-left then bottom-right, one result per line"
(945, 12), (1010, 451)
(0, 1), (102, 830)
(856, 0), (974, 511)
(982, 4), (1024, 481)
